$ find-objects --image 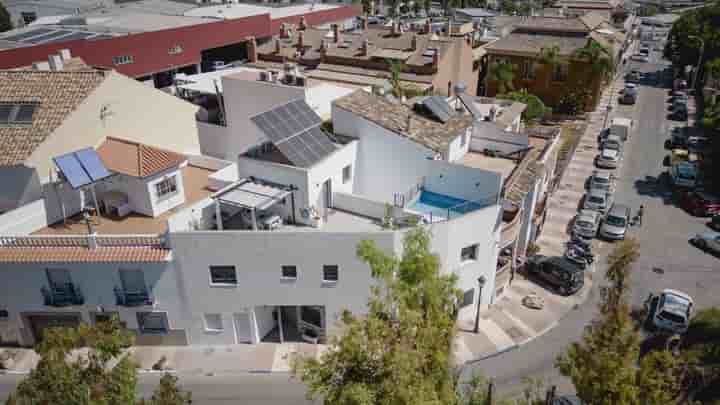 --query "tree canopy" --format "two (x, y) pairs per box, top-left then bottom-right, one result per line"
(489, 61), (516, 95)
(7, 316), (191, 405)
(664, 1), (720, 78)
(293, 227), (462, 405)
(573, 40), (615, 82)
(499, 89), (550, 122)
